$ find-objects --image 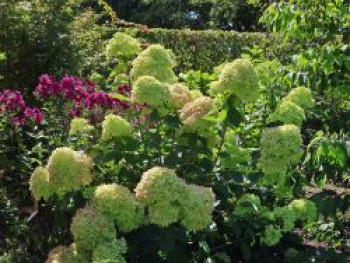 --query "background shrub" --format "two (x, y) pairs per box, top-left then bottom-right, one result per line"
(120, 28), (293, 72)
